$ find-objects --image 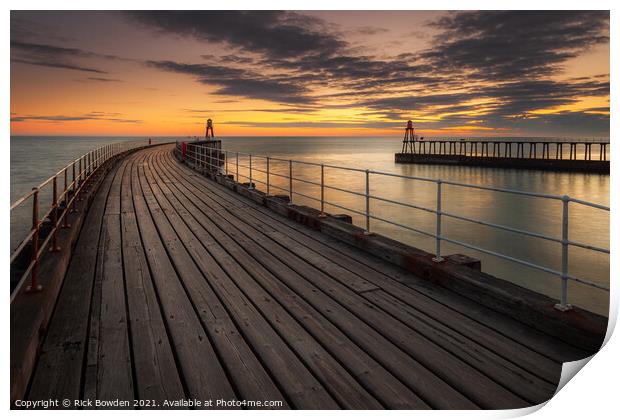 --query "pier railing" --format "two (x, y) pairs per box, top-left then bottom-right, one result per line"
(401, 139), (610, 161)
(179, 141), (609, 311)
(10, 140), (150, 302)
